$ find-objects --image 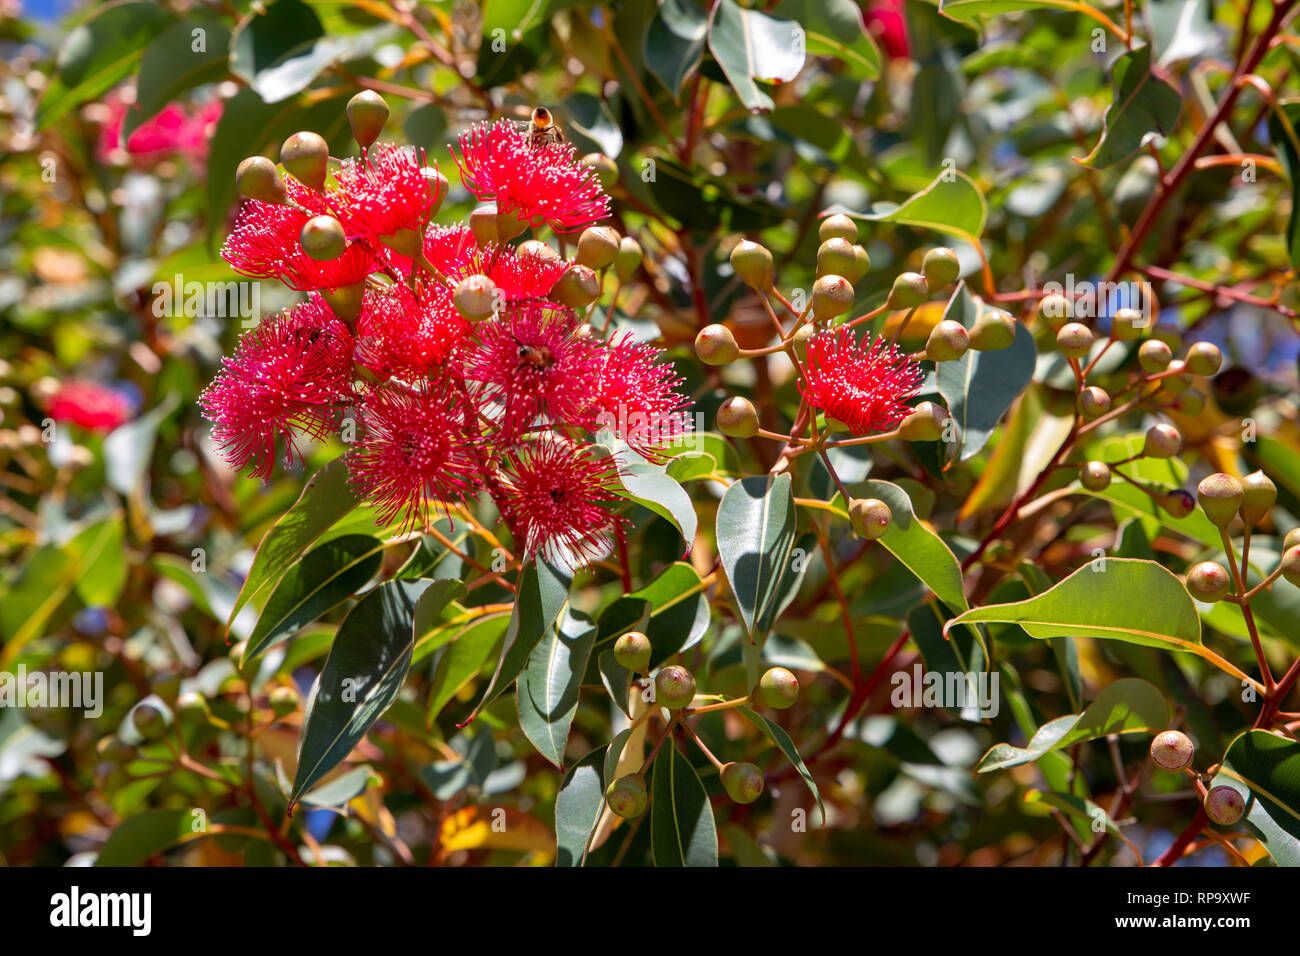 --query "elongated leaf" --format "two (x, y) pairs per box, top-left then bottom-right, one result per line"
(598, 432), (697, 552)
(738, 706), (825, 823)
(717, 474), (797, 636)
(71, 515), (127, 607)
(555, 747), (606, 867)
(427, 613), (510, 722)
(1211, 730), (1300, 866)
(291, 579), (463, 804)
(650, 743), (718, 867)
(124, 19), (231, 143)
(1077, 44), (1182, 168)
(936, 284), (1037, 462)
(104, 394), (180, 495)
(772, 0), (880, 79)
(707, 0), (806, 112)
(1268, 100), (1300, 269)
(244, 535), (384, 663)
(976, 678), (1168, 772)
(518, 609), (598, 768)
(940, 0), (1086, 22)
(645, 0), (709, 98)
(95, 808), (196, 867)
(848, 168), (988, 247)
